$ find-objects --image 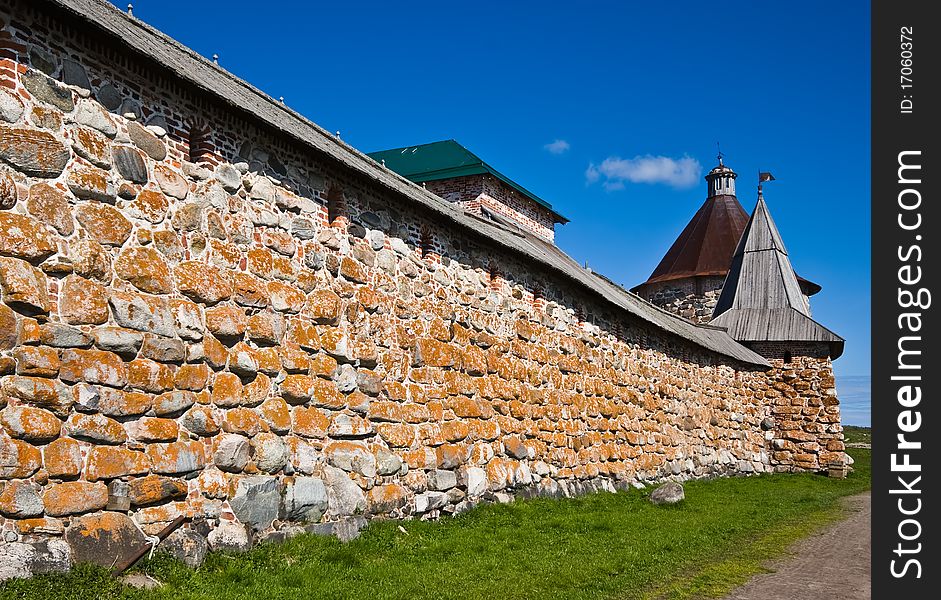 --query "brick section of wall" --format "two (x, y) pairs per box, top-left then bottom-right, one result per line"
(0, 3), (840, 577)
(634, 277), (726, 324)
(423, 175), (556, 242)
